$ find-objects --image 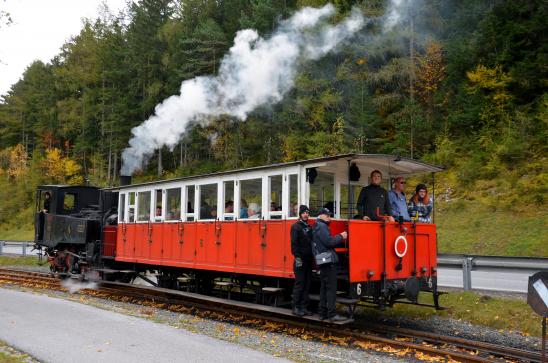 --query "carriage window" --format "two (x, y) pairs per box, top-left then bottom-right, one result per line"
(269, 175), (282, 219)
(199, 183), (218, 219)
(165, 188), (181, 221)
(223, 181), (234, 221)
(137, 191), (151, 221)
(154, 189), (163, 220)
(119, 194), (126, 221)
(340, 184), (361, 219)
(309, 171), (334, 217)
(240, 178), (262, 219)
(185, 186), (195, 221)
(63, 193), (76, 212)
(288, 174), (298, 217)
(128, 192), (135, 222)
